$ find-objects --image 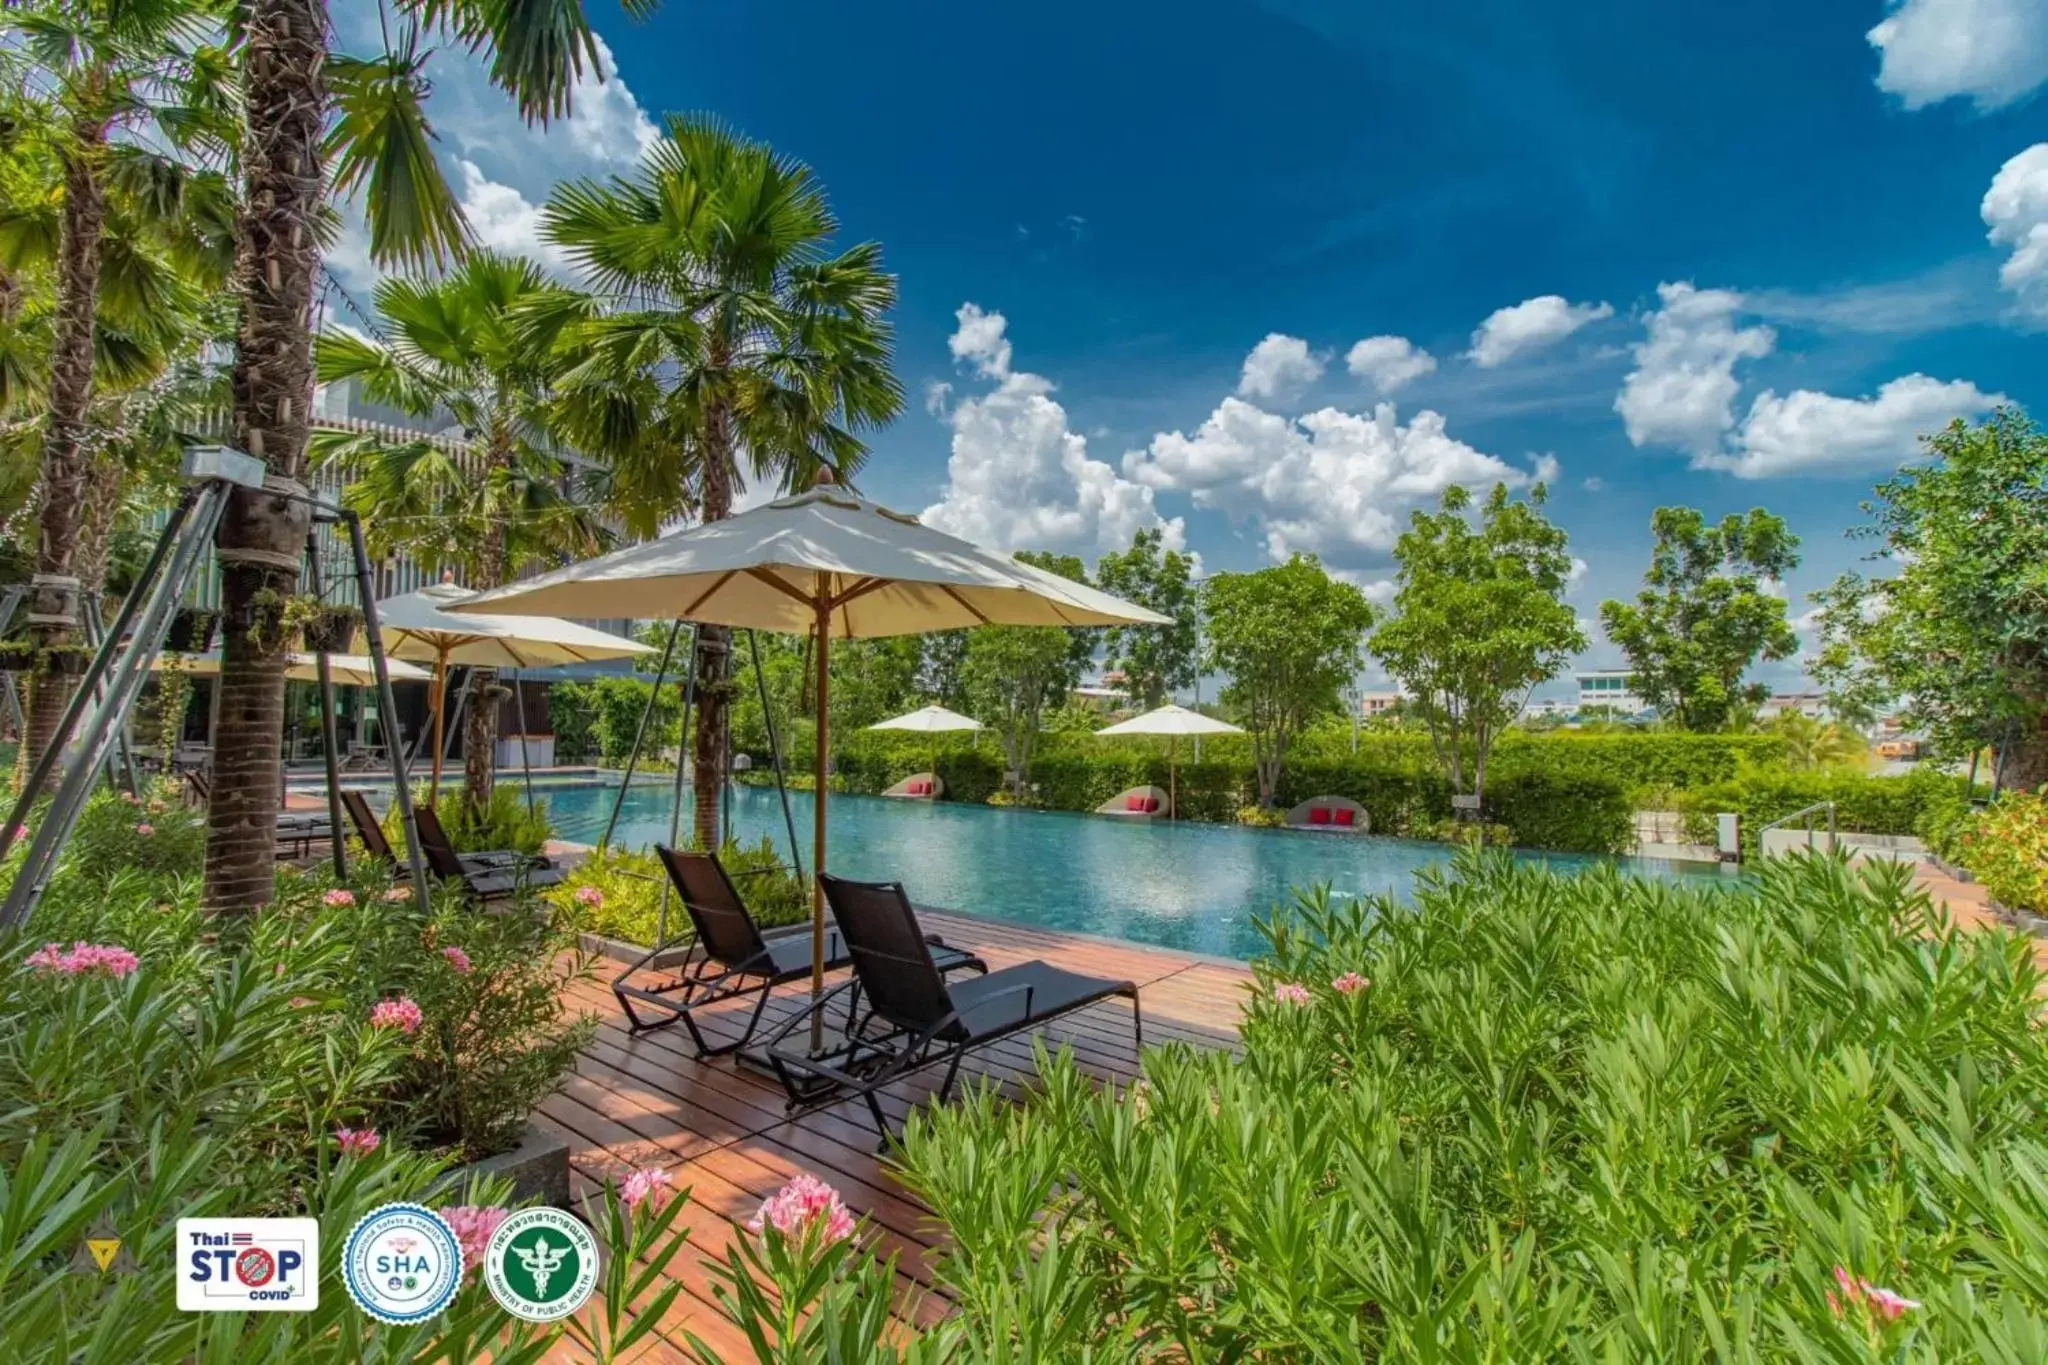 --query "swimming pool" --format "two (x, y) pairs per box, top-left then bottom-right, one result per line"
(536, 781), (1737, 961)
